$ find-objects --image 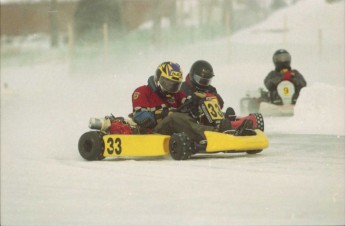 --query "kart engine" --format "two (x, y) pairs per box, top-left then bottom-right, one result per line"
(89, 117), (132, 134)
